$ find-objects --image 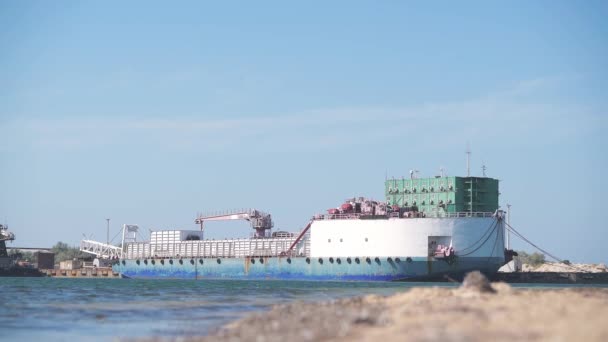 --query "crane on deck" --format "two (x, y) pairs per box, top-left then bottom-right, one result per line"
(0, 224), (15, 258)
(195, 209), (273, 238)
